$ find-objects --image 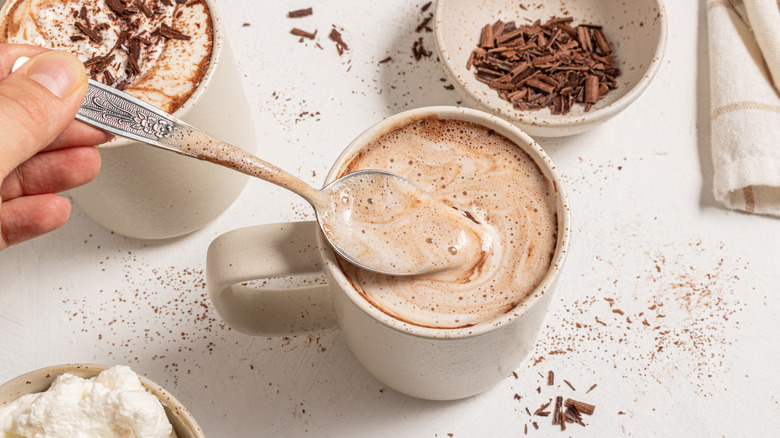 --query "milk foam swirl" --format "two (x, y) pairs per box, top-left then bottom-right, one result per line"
(337, 118), (558, 329)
